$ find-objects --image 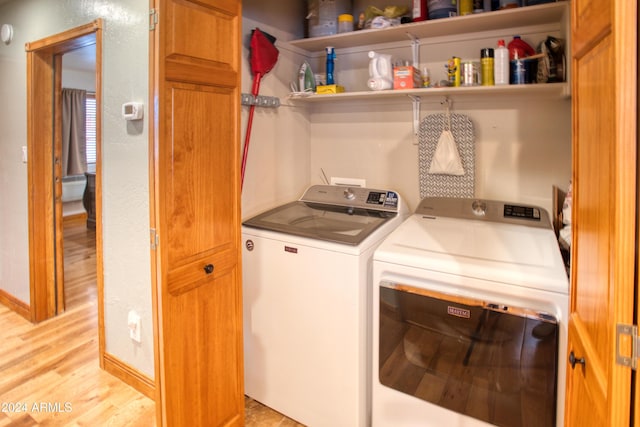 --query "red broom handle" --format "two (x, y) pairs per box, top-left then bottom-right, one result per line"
(241, 104), (256, 189)
(241, 73), (263, 190)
